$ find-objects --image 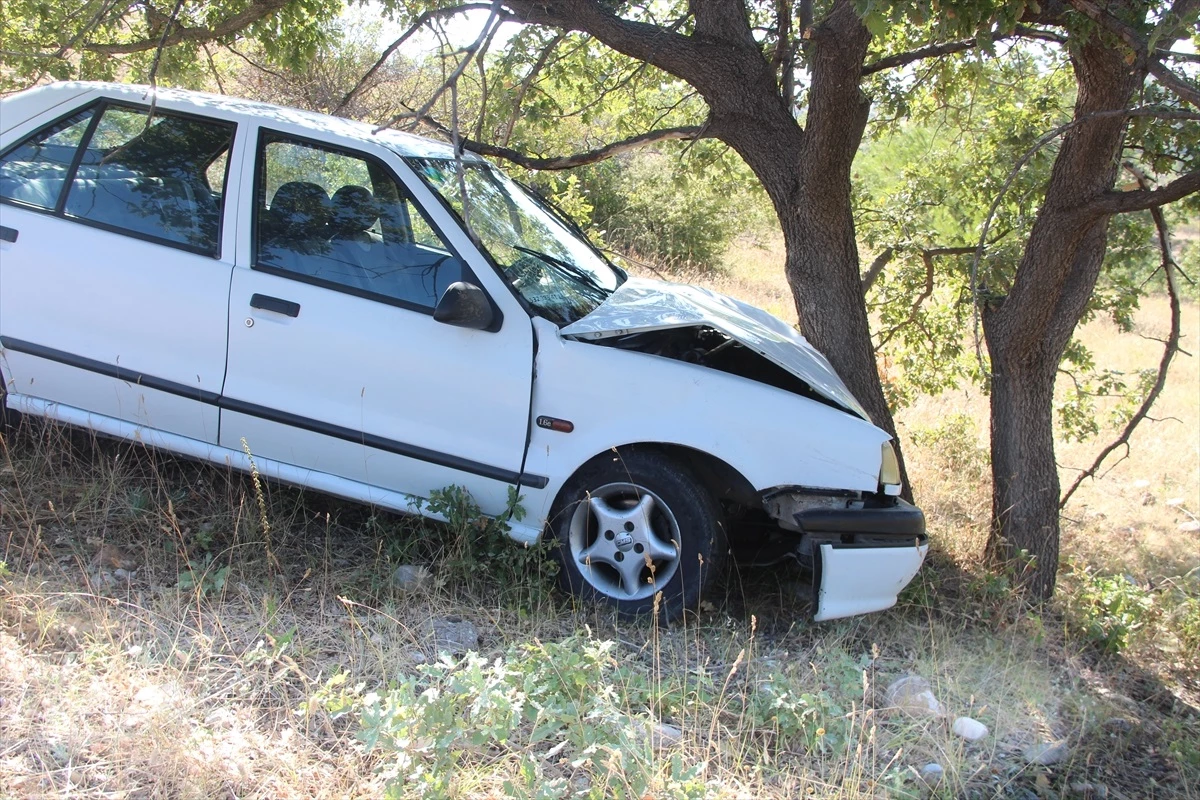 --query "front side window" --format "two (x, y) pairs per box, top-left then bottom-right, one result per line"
(254, 134), (463, 309)
(62, 105), (234, 255)
(0, 109), (96, 210)
(409, 158), (623, 326)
